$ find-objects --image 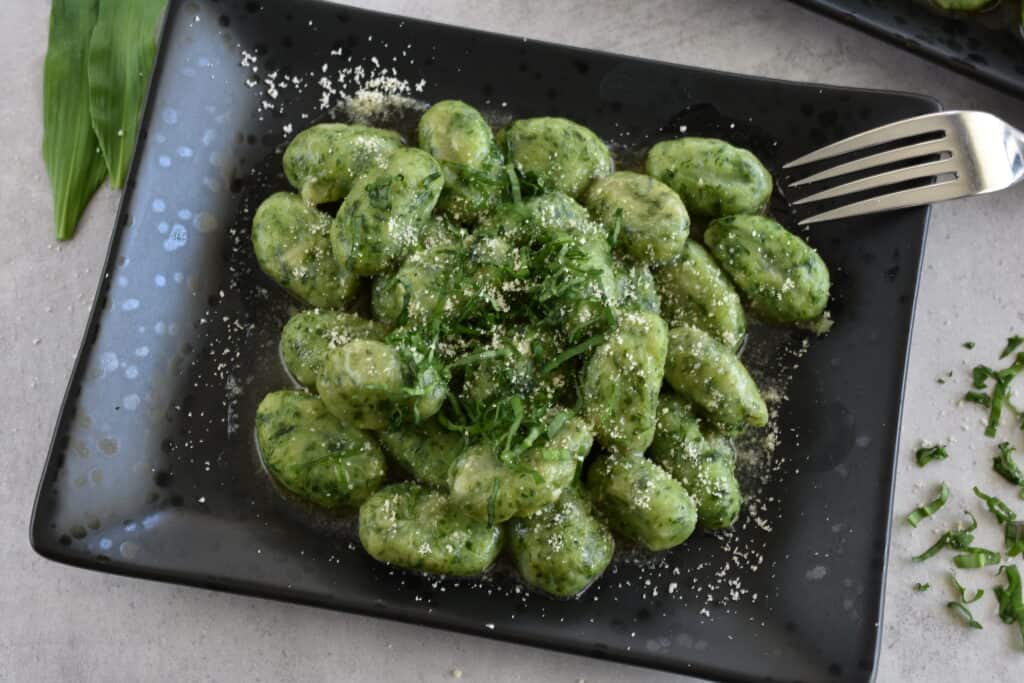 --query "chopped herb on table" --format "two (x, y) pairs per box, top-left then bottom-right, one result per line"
(913, 512), (977, 562)
(965, 350), (1024, 438)
(916, 444), (949, 467)
(974, 486), (1017, 524)
(1002, 335), (1024, 359)
(994, 442), (1024, 486)
(994, 565), (1024, 648)
(914, 582), (931, 592)
(951, 573), (984, 604)
(964, 341), (976, 350)
(907, 482), (950, 527)
(951, 547), (1001, 569)
(947, 601), (984, 629)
